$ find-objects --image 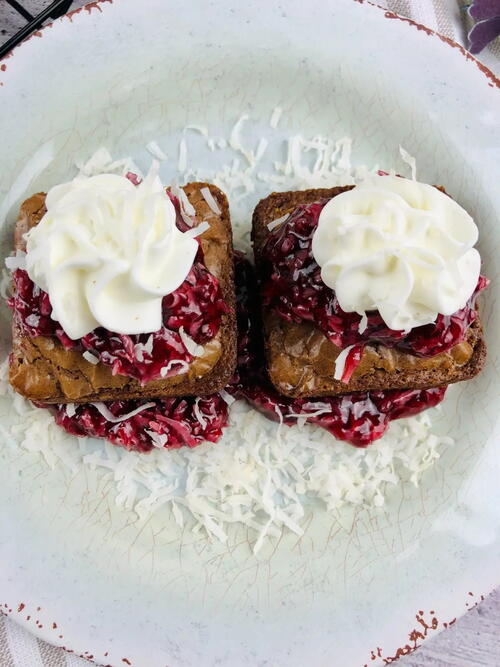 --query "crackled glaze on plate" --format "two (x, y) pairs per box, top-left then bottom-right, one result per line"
(0, 1), (499, 666)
